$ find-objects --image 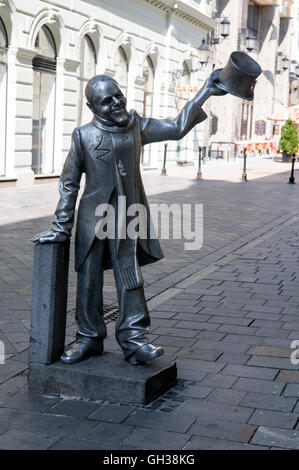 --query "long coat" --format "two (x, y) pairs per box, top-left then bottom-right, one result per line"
(51, 99), (207, 273)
